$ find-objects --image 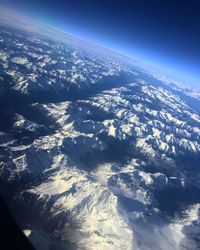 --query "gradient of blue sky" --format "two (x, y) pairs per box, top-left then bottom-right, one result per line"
(1, 0), (200, 86)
